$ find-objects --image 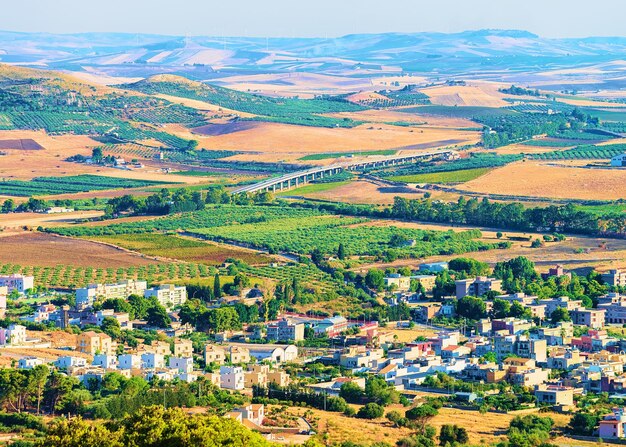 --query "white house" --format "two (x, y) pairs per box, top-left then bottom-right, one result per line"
(93, 354), (118, 369)
(169, 356), (193, 374)
(55, 356), (87, 370)
(18, 357), (43, 369)
(220, 365), (245, 390)
(144, 285), (187, 309)
(118, 354), (141, 370)
(141, 352), (165, 369)
(0, 324), (27, 346)
(0, 275), (34, 294)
